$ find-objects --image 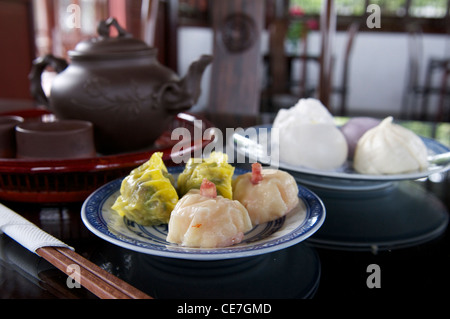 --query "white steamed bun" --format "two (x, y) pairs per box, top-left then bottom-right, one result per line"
(273, 98), (348, 170)
(353, 117), (428, 175)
